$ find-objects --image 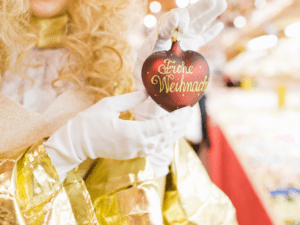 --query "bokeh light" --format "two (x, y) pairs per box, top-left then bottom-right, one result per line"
(247, 35), (278, 51)
(254, 0), (266, 9)
(233, 16), (246, 28)
(144, 14), (157, 28)
(284, 21), (300, 38)
(176, 0), (189, 8)
(149, 1), (162, 13)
